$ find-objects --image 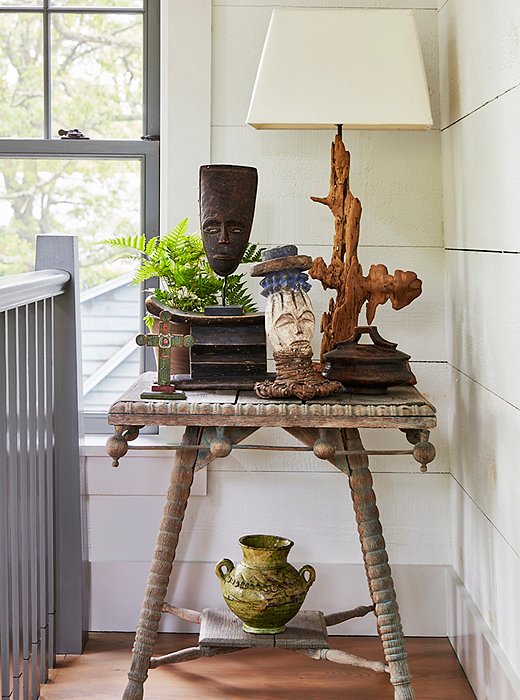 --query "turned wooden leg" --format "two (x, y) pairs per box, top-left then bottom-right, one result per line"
(342, 428), (415, 700)
(122, 426), (201, 700)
